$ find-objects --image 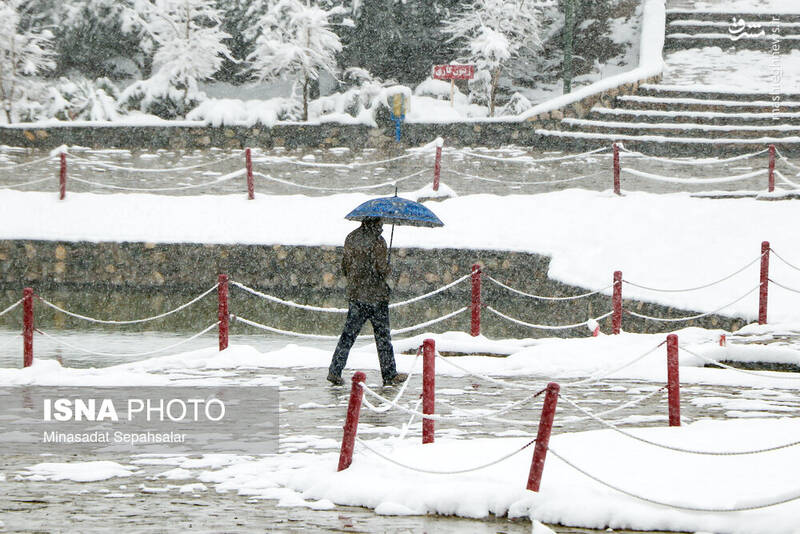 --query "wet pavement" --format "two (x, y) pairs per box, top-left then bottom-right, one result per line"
(2, 347), (799, 533)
